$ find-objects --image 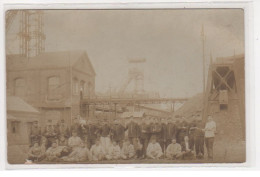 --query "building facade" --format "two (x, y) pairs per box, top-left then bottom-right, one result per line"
(6, 51), (96, 126)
